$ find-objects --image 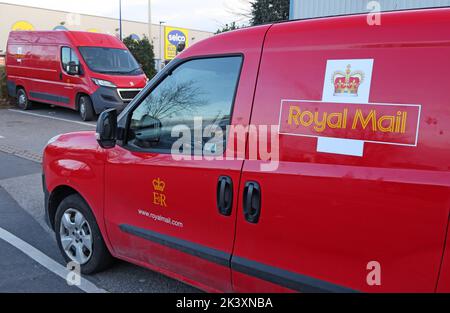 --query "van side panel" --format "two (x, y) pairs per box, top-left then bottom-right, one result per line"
(28, 44), (68, 105)
(6, 43), (34, 96)
(6, 32), (72, 106)
(232, 9), (450, 292)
